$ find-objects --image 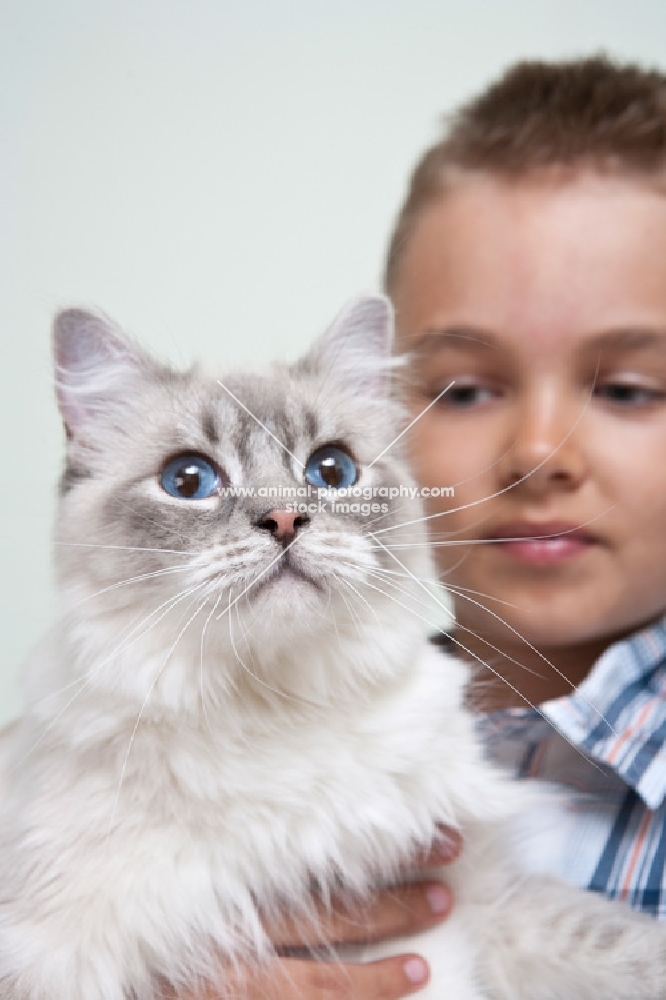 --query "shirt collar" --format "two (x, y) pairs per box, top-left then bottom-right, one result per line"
(541, 615), (666, 810)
